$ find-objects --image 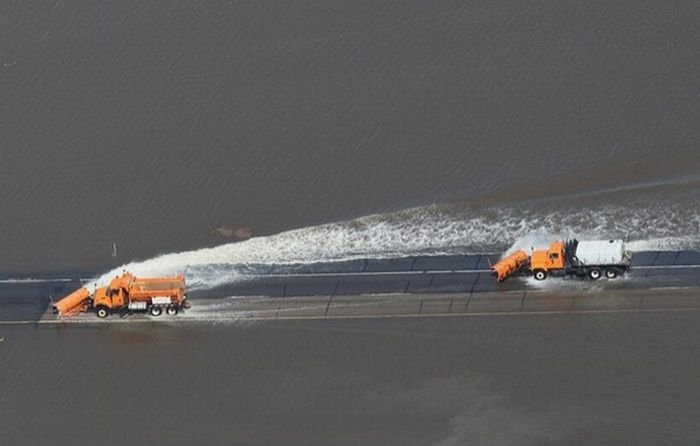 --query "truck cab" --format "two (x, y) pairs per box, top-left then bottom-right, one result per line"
(93, 274), (133, 314)
(529, 241), (566, 279)
(93, 285), (127, 312)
